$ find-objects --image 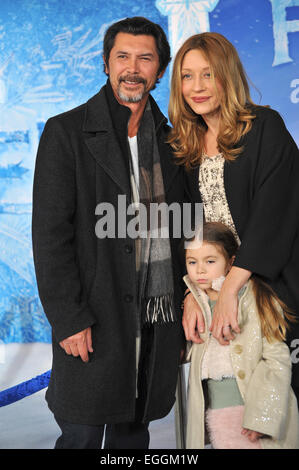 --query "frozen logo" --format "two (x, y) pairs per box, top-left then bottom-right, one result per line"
(156, 0), (220, 56)
(156, 0), (299, 67)
(268, 0), (299, 66)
